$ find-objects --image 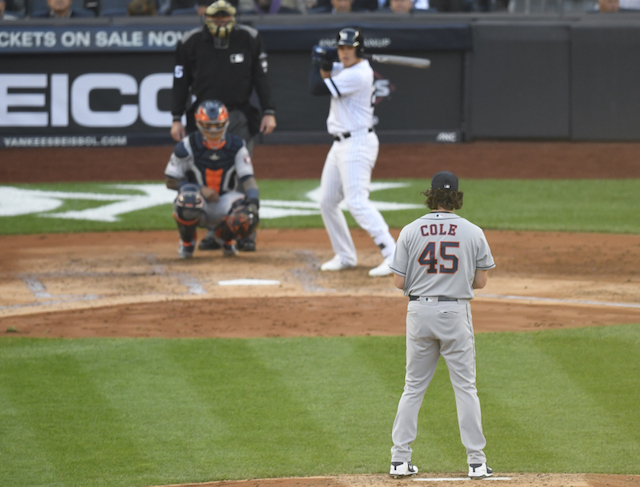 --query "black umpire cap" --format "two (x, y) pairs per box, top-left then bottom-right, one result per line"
(431, 171), (459, 191)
